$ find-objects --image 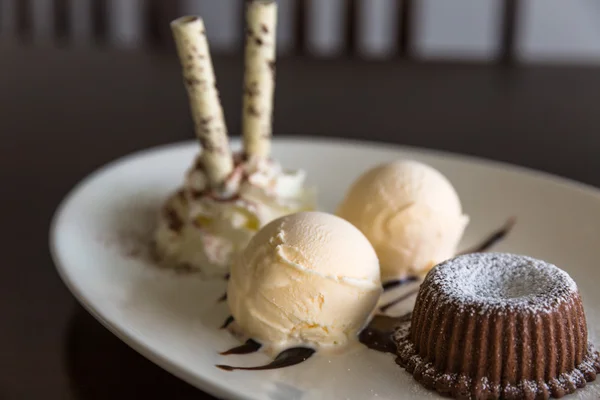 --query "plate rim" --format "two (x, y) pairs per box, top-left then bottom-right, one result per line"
(50, 208), (241, 400)
(55, 136), (600, 204)
(49, 136), (600, 399)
